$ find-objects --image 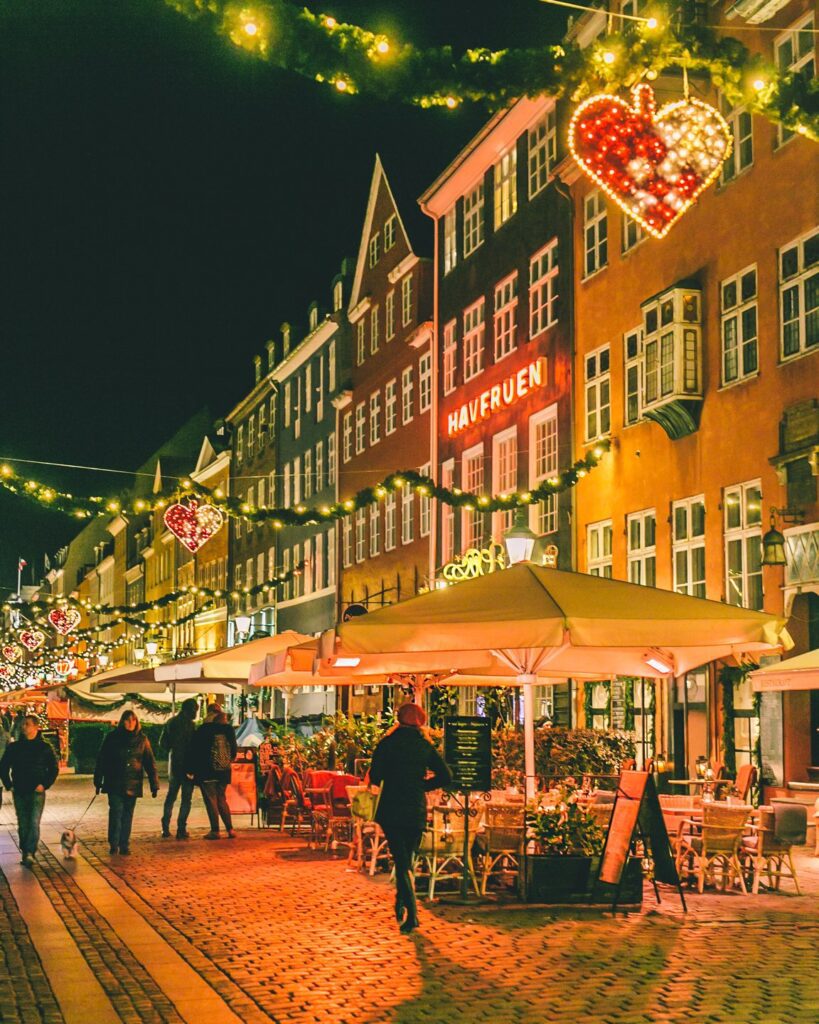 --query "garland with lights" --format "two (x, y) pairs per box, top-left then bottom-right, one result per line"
(164, 1), (818, 139)
(0, 443), (608, 533)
